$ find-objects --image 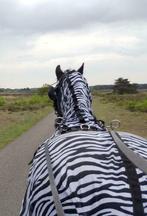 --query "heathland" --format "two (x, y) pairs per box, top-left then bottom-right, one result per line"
(0, 94), (53, 149)
(93, 91), (147, 138)
(0, 90), (147, 149)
